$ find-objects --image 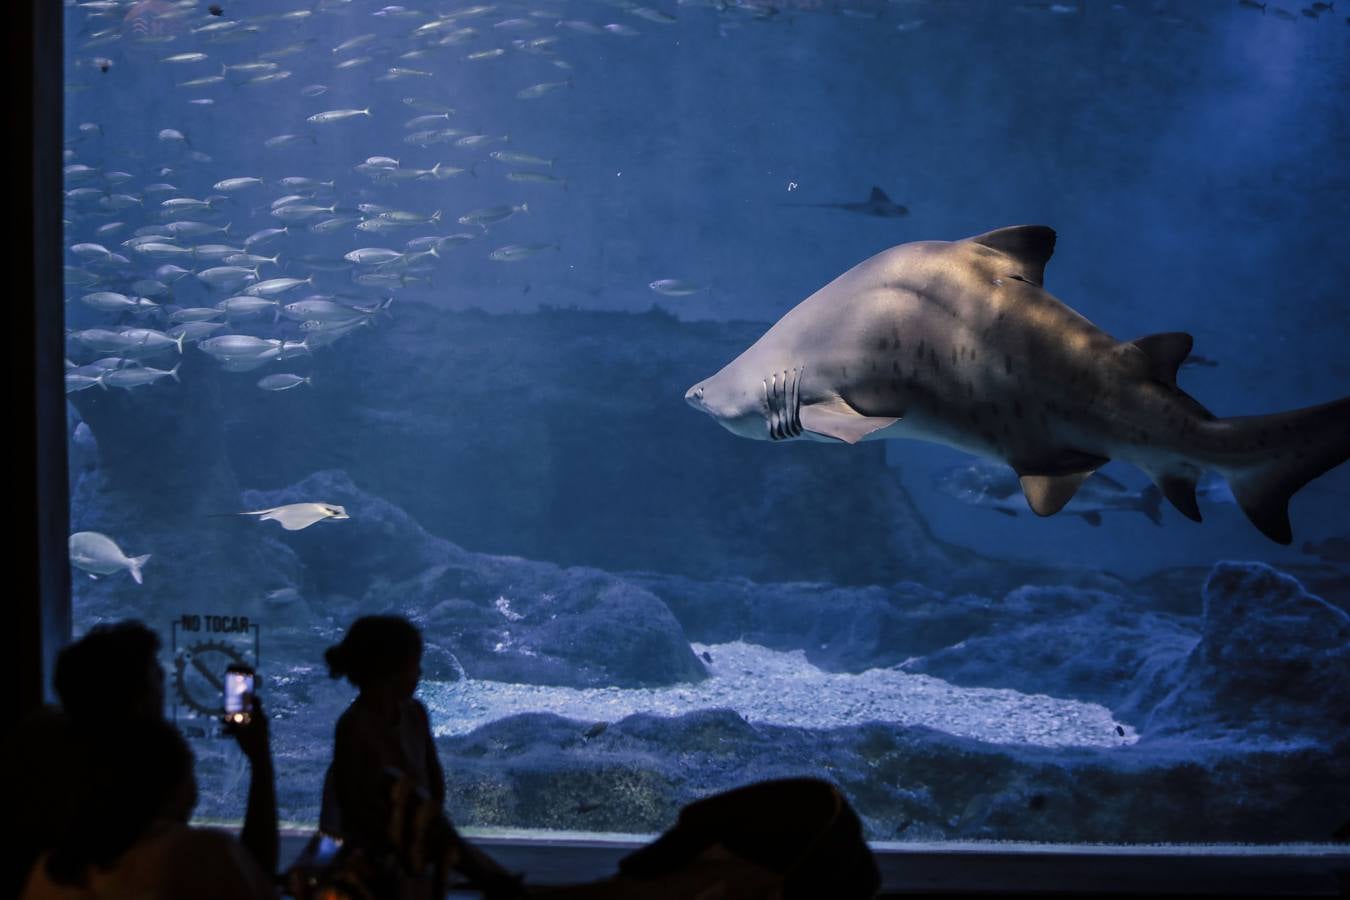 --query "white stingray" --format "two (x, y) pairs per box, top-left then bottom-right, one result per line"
(235, 502), (350, 531)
